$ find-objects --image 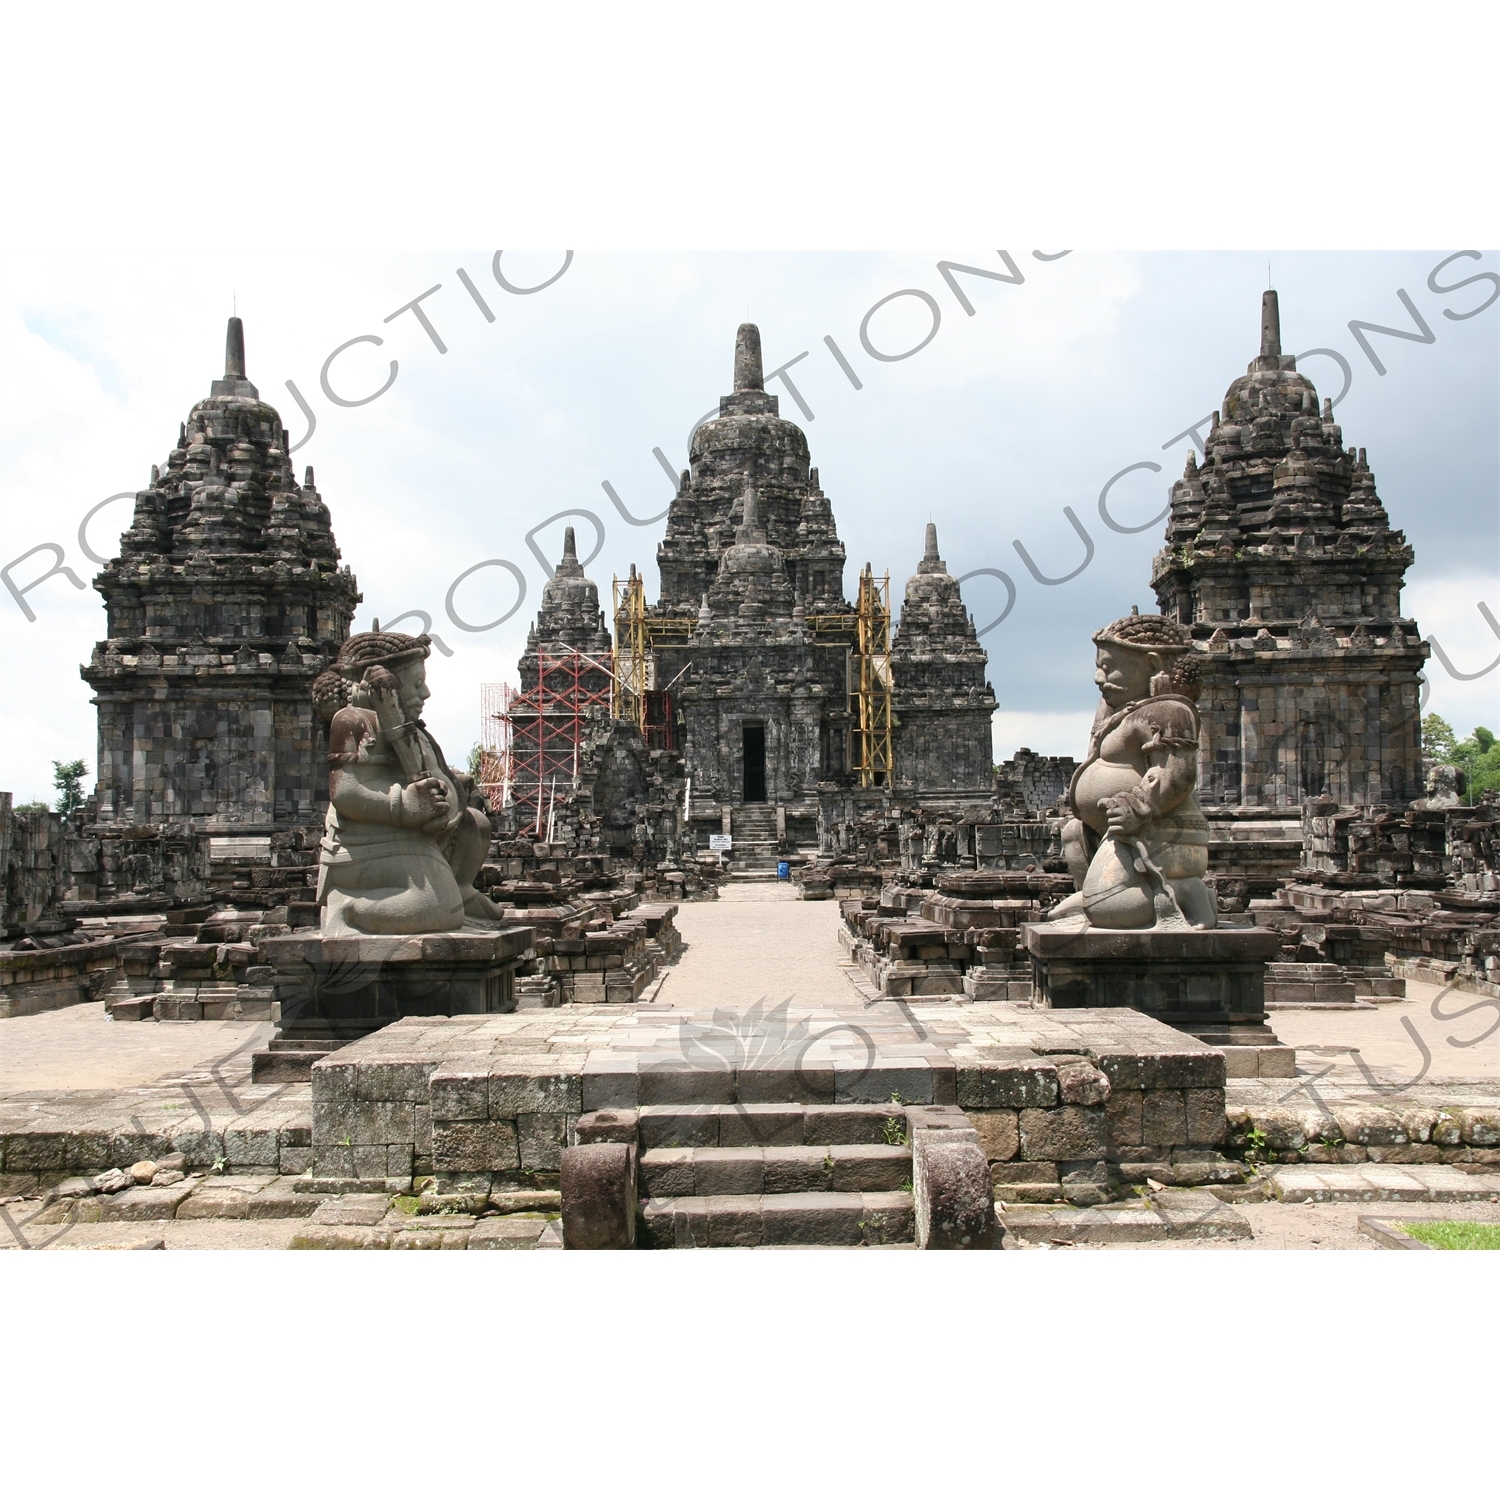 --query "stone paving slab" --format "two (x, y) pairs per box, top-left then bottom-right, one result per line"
(1002, 1190), (1251, 1244)
(1268, 1163), (1500, 1203)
